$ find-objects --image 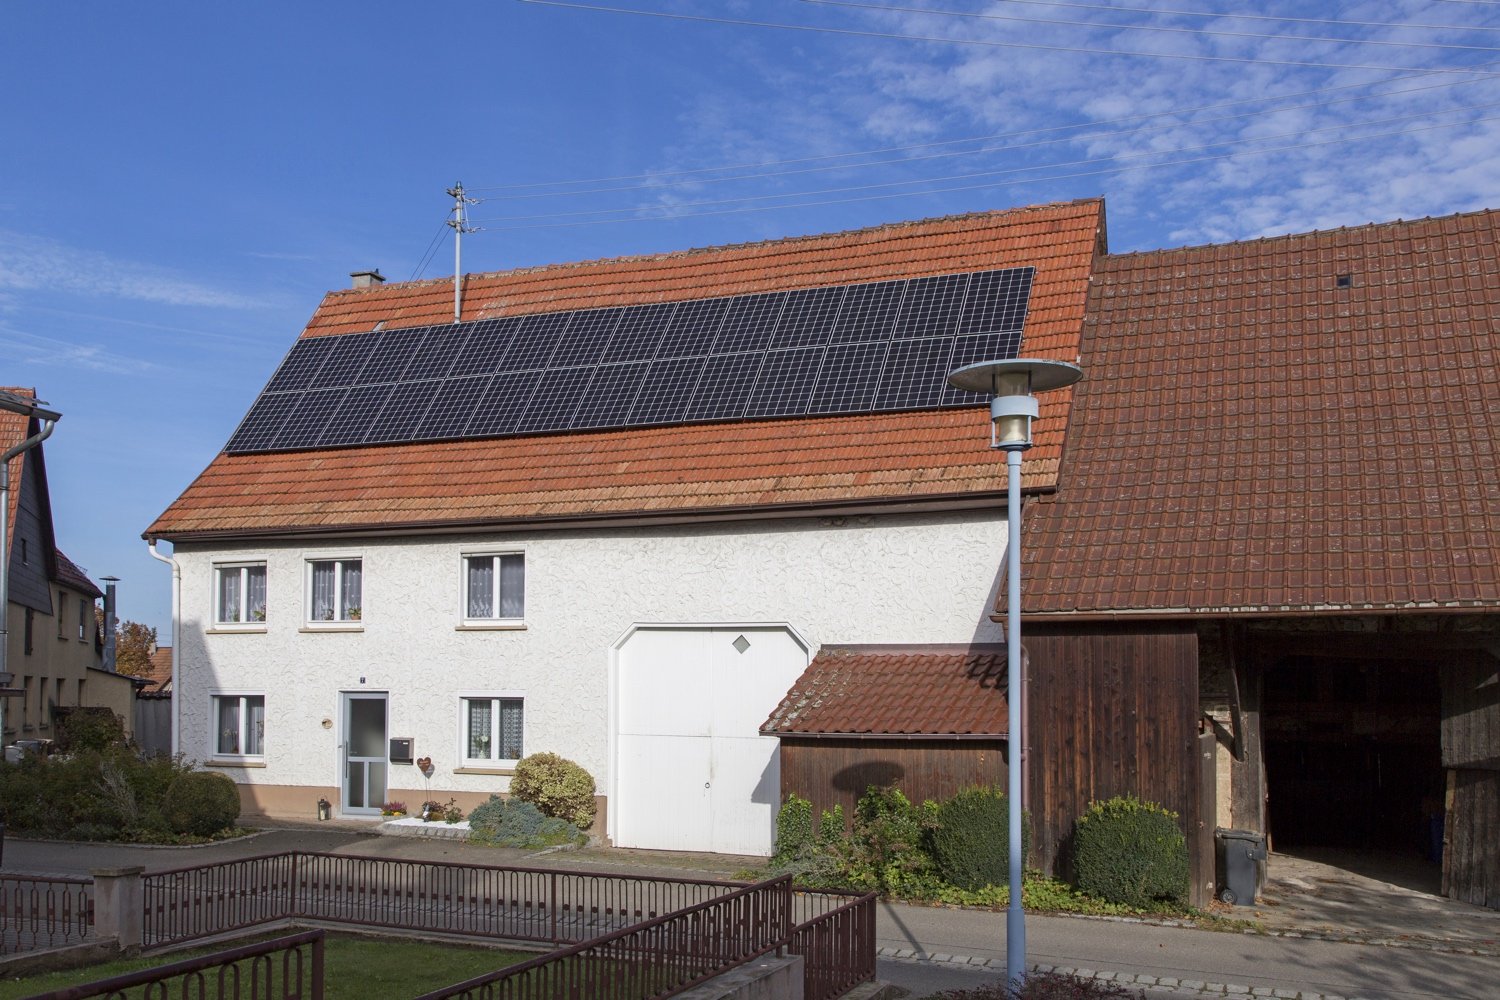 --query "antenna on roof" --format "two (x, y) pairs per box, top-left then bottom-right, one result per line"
(446, 181), (477, 323)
